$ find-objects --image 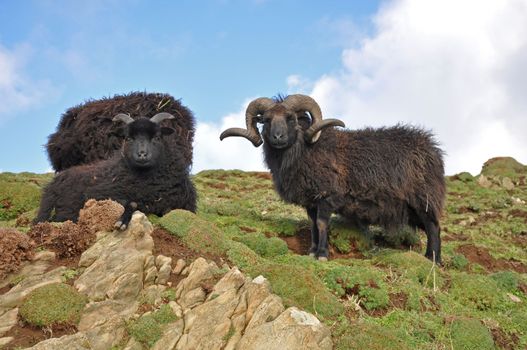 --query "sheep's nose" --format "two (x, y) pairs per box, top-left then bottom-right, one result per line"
(137, 150), (148, 159)
(272, 132), (284, 141)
